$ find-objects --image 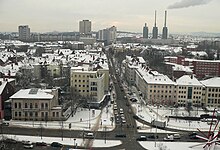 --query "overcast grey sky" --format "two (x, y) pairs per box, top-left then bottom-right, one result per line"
(0, 0), (219, 33)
